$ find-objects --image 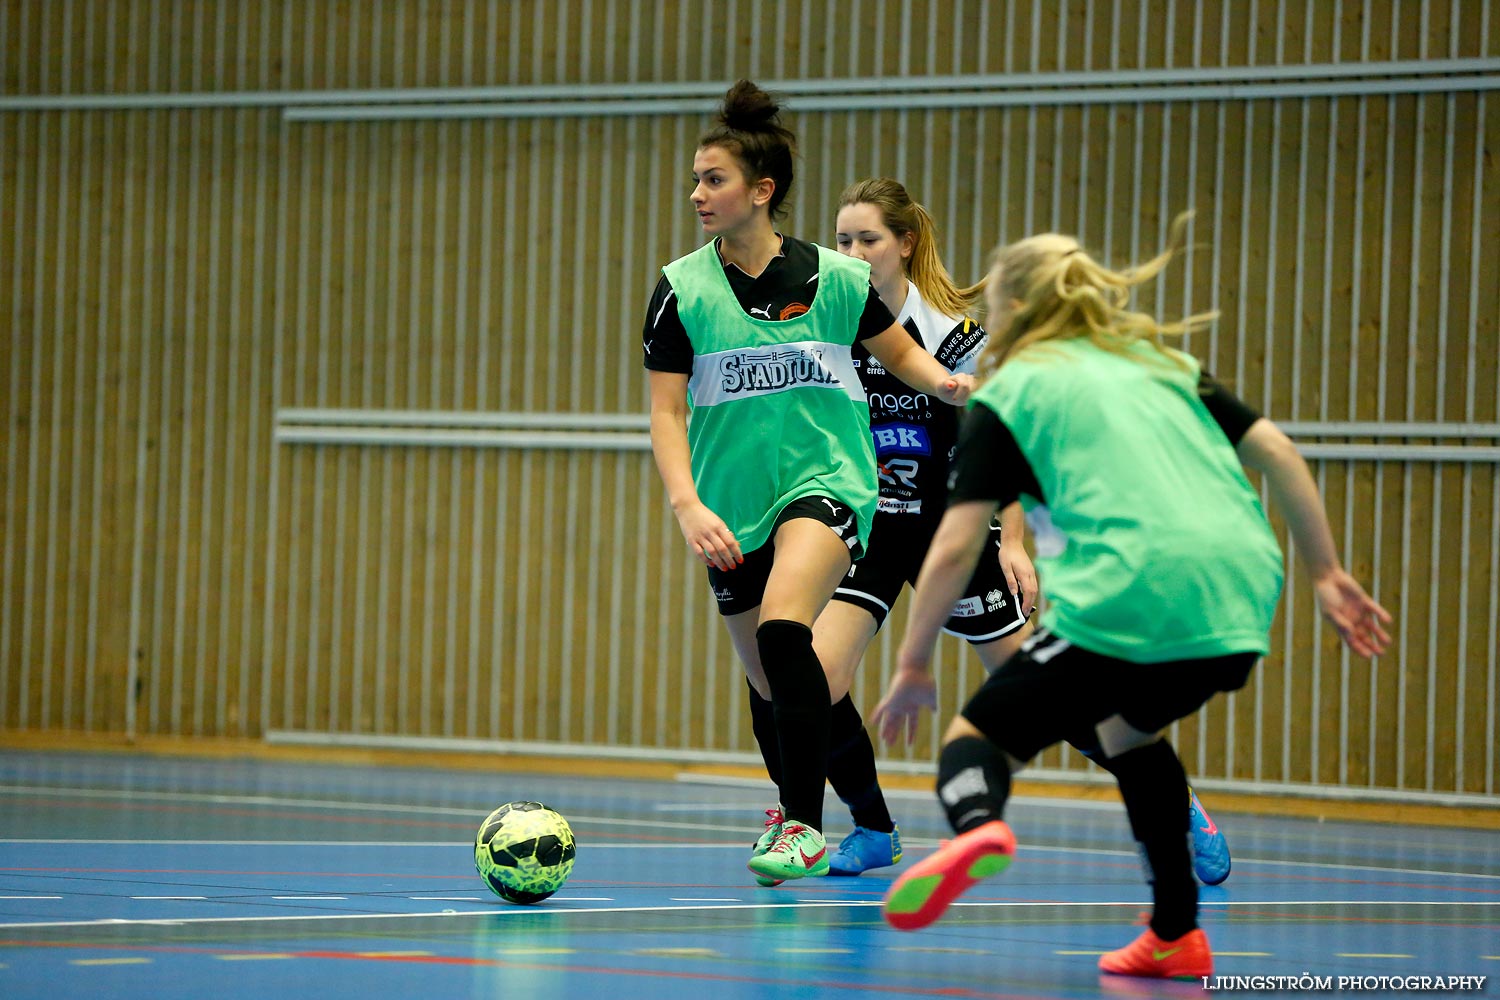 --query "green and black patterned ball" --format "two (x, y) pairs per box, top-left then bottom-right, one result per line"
(474, 800), (577, 904)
